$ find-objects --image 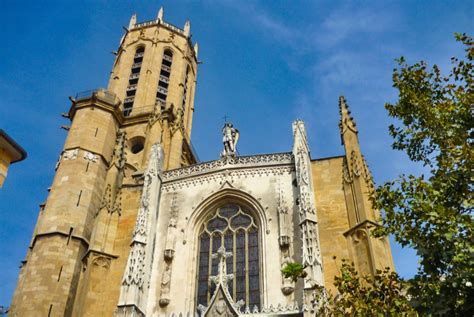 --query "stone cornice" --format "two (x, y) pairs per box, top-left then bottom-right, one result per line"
(69, 93), (123, 124)
(162, 152), (293, 183)
(343, 219), (382, 237)
(31, 231), (90, 250)
(82, 248), (119, 262)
